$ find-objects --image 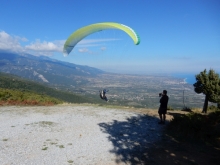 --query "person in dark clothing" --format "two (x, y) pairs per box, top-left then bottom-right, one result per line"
(99, 89), (108, 102)
(158, 90), (169, 124)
